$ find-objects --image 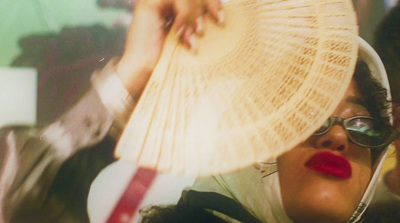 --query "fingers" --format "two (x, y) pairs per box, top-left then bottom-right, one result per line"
(180, 26), (195, 51)
(204, 0), (224, 25)
(116, 0), (224, 97)
(173, 0), (224, 52)
(195, 16), (205, 35)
